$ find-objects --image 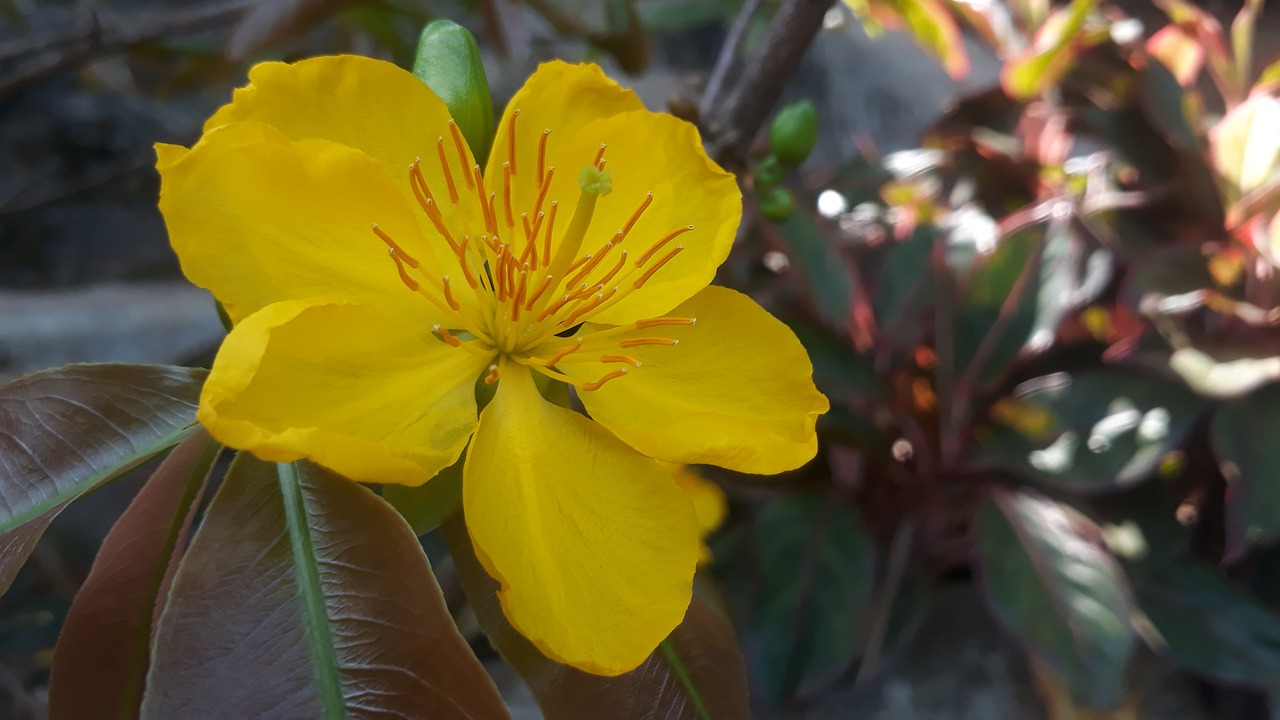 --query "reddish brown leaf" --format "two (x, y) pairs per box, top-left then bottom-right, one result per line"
(48, 429), (219, 720)
(443, 516), (751, 720)
(141, 456), (509, 720)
